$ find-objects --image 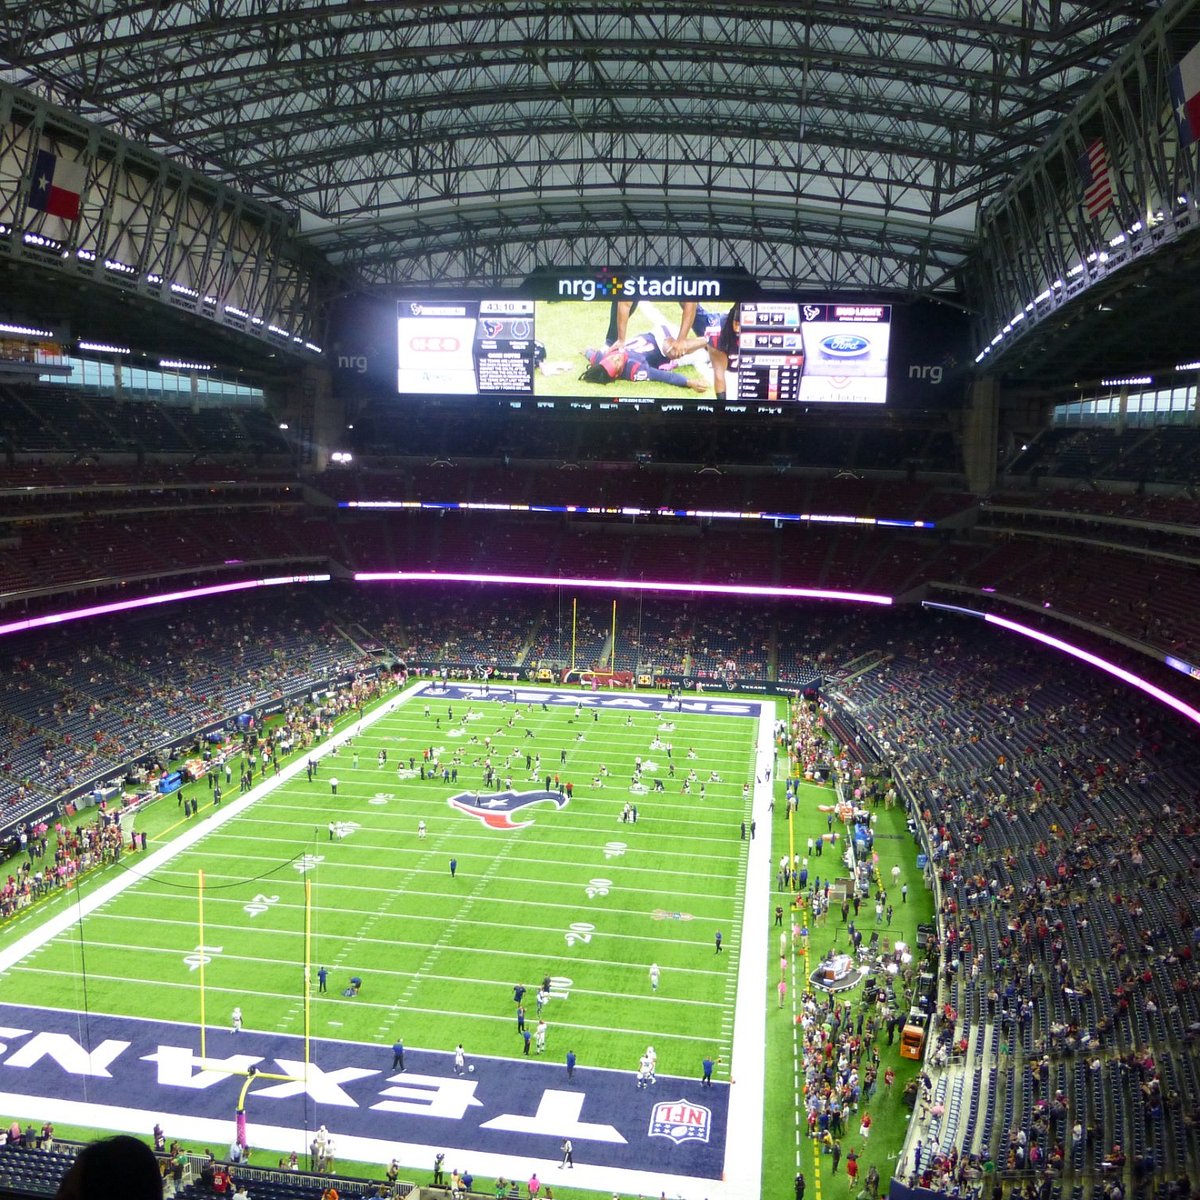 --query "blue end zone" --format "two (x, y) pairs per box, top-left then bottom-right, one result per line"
(0, 1003), (729, 1178)
(425, 680), (763, 719)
